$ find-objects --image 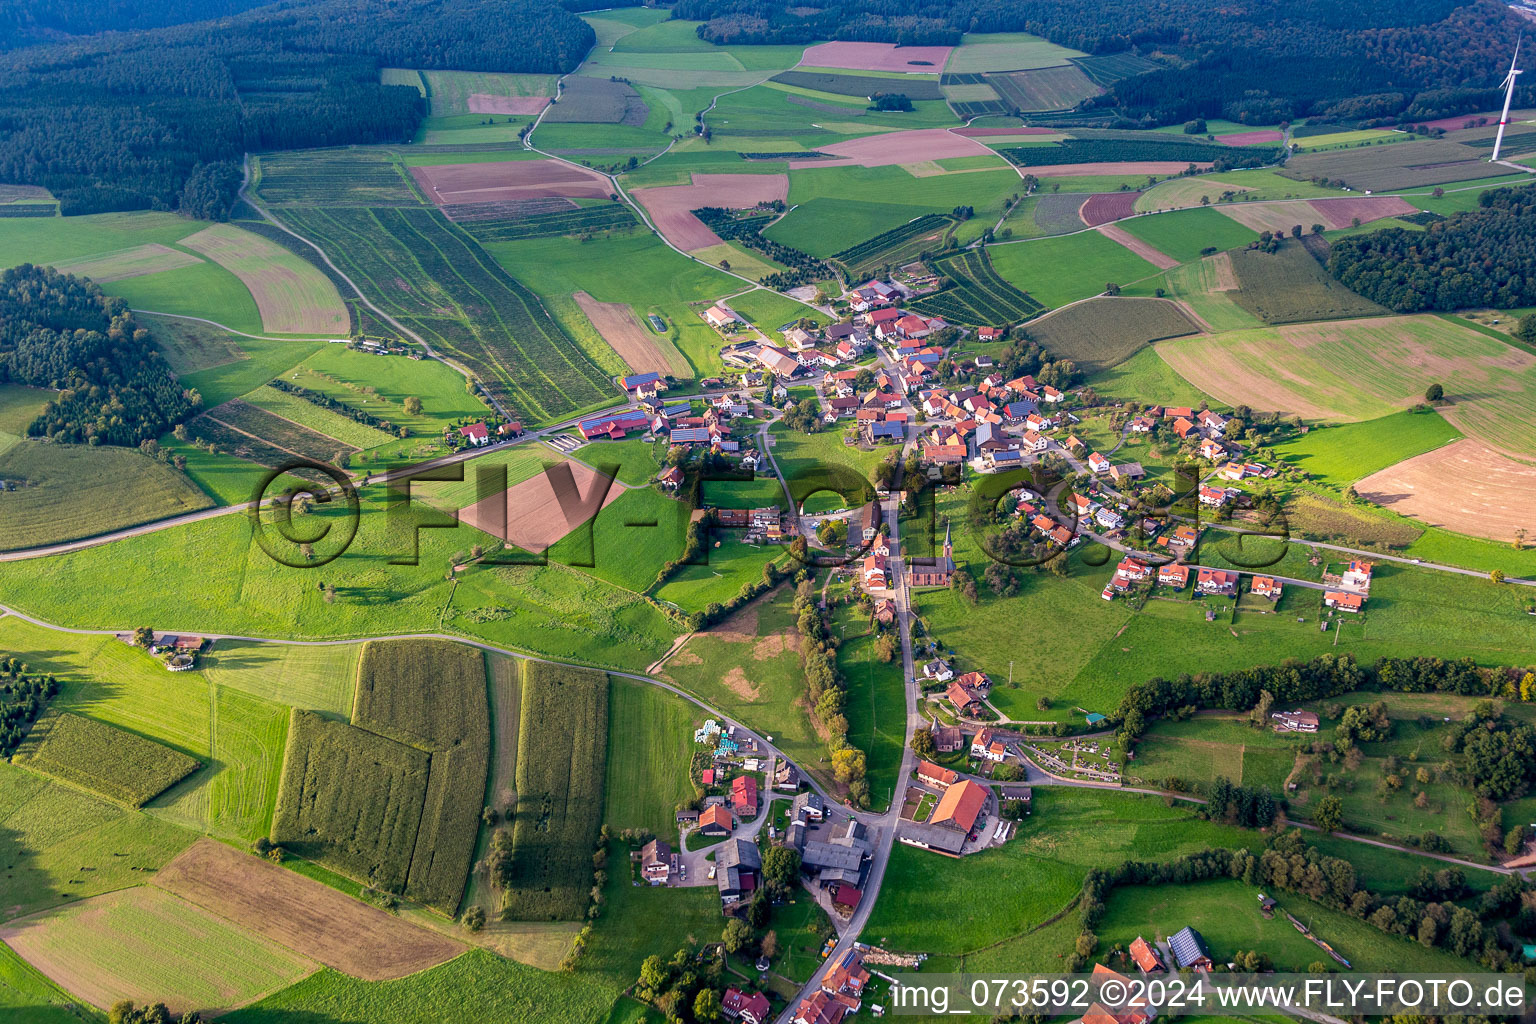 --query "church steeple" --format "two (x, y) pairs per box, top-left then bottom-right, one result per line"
(943, 519), (952, 559)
